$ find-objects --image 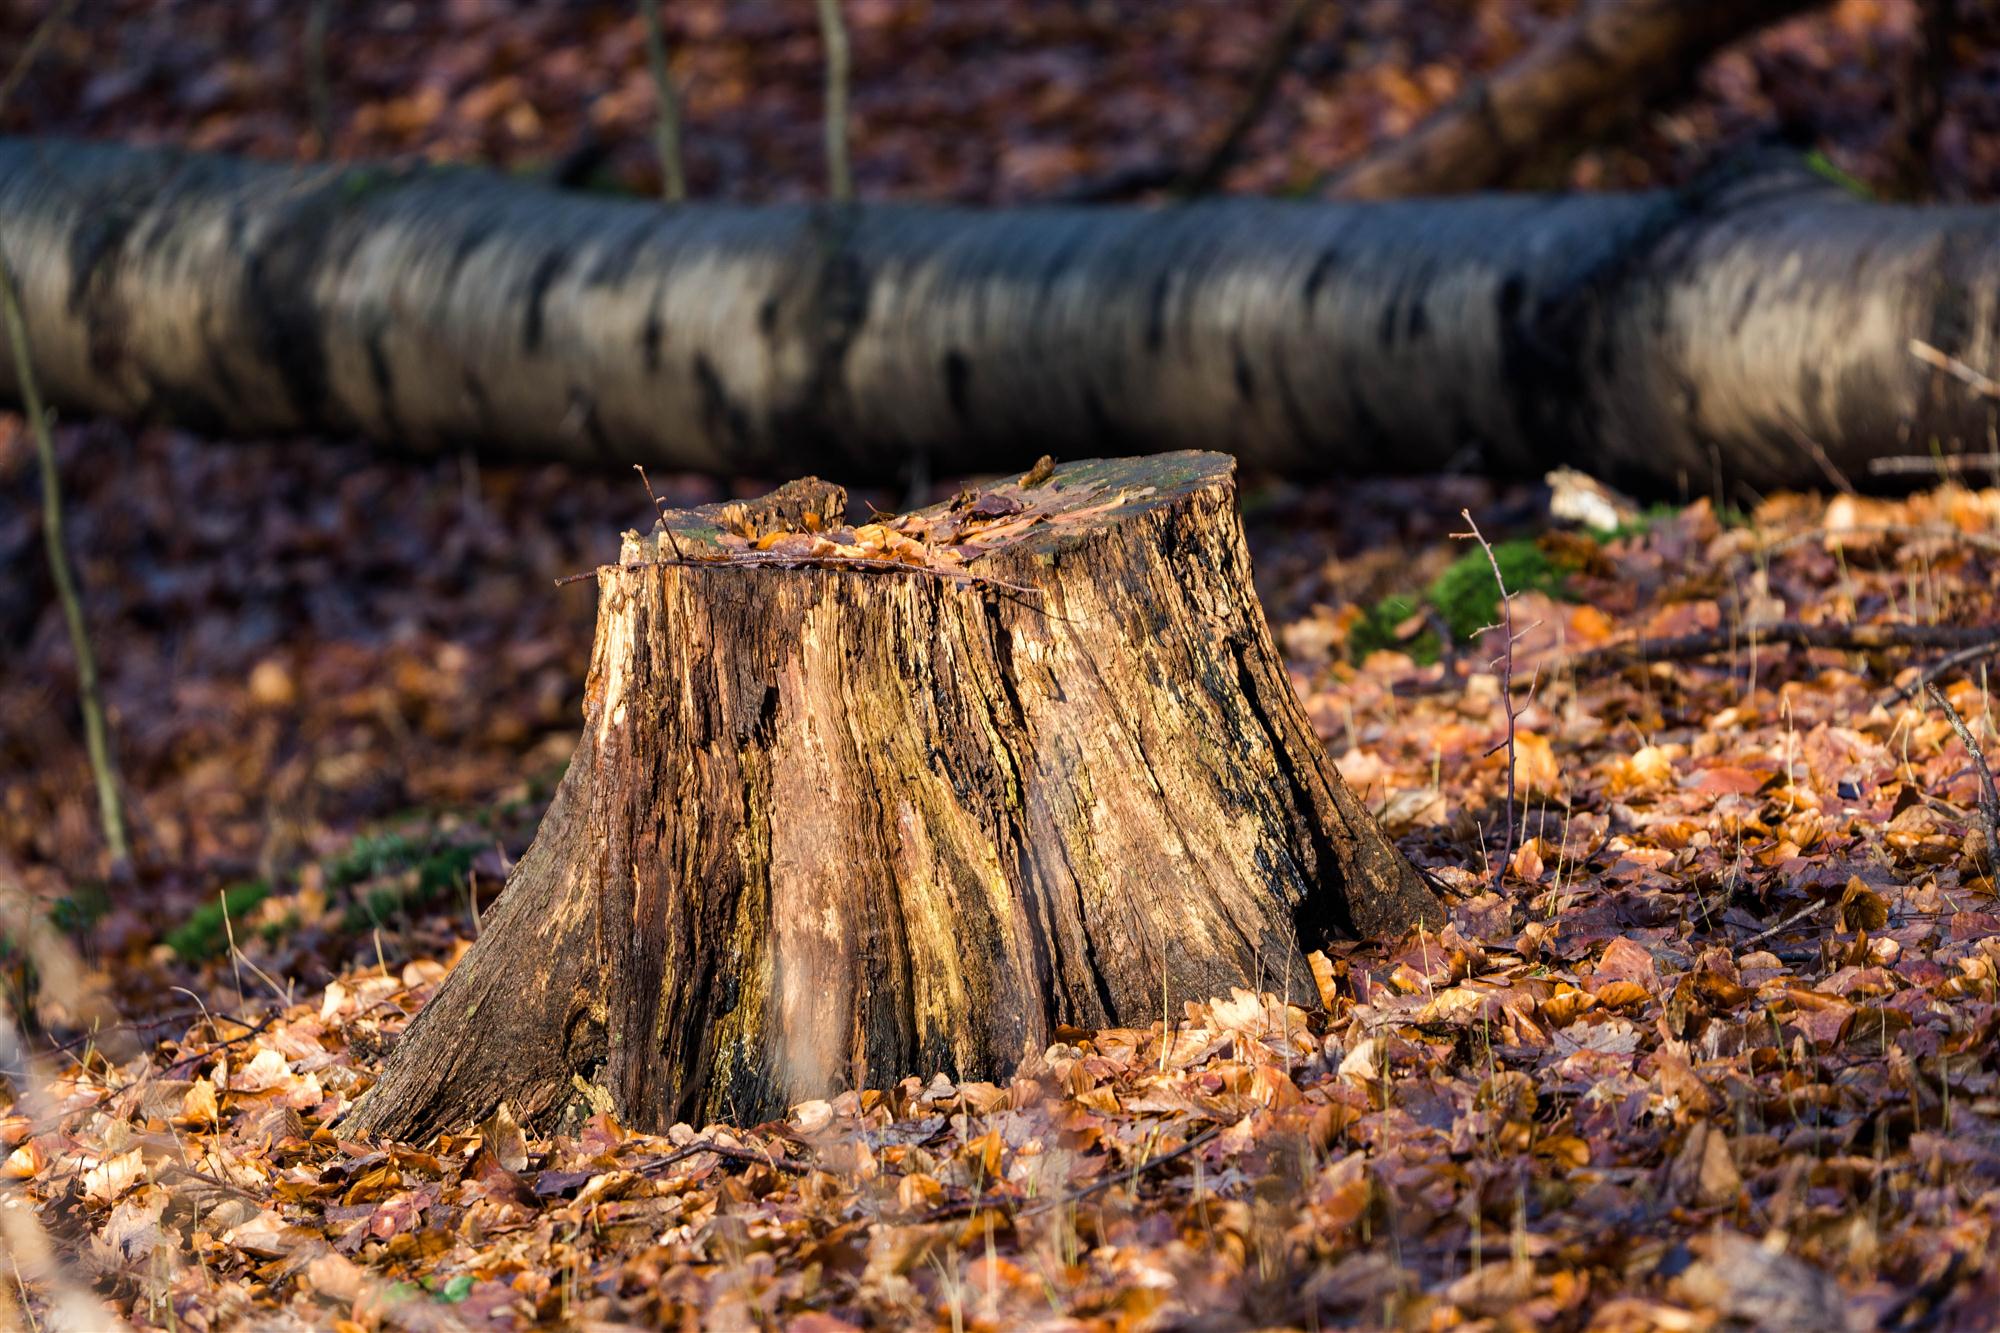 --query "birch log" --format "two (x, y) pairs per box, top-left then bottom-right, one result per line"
(1, 137), (1998, 491)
